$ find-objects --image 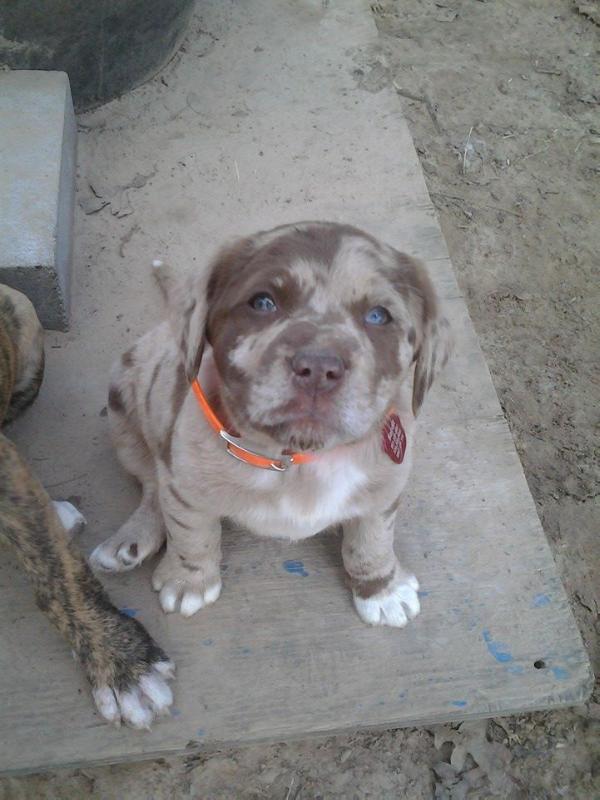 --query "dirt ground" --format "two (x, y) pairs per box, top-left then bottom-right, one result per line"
(2, 0), (599, 797)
